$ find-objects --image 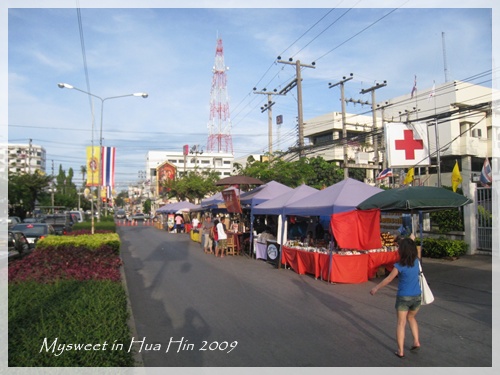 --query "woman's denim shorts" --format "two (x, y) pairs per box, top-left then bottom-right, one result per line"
(395, 296), (422, 311)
